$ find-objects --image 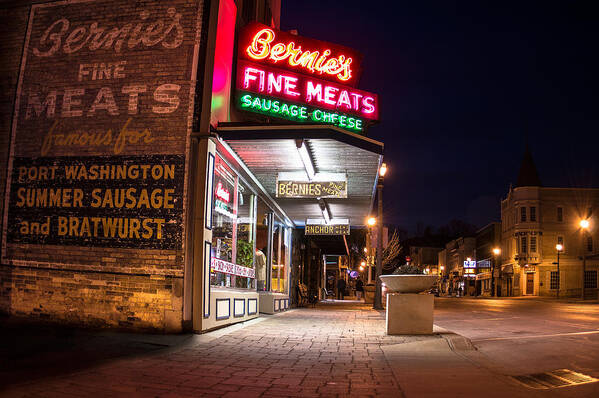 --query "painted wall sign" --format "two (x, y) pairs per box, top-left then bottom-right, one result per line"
(237, 60), (378, 120)
(6, 155), (184, 249)
(276, 180), (347, 198)
(305, 224), (350, 236)
(2, 0), (198, 267)
(211, 257), (256, 278)
(239, 22), (363, 87)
